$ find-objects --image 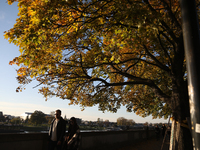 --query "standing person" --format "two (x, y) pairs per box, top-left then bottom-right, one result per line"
(167, 126), (171, 140)
(63, 117), (80, 150)
(48, 109), (66, 150)
(161, 124), (166, 138)
(155, 125), (160, 141)
(146, 125), (149, 140)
